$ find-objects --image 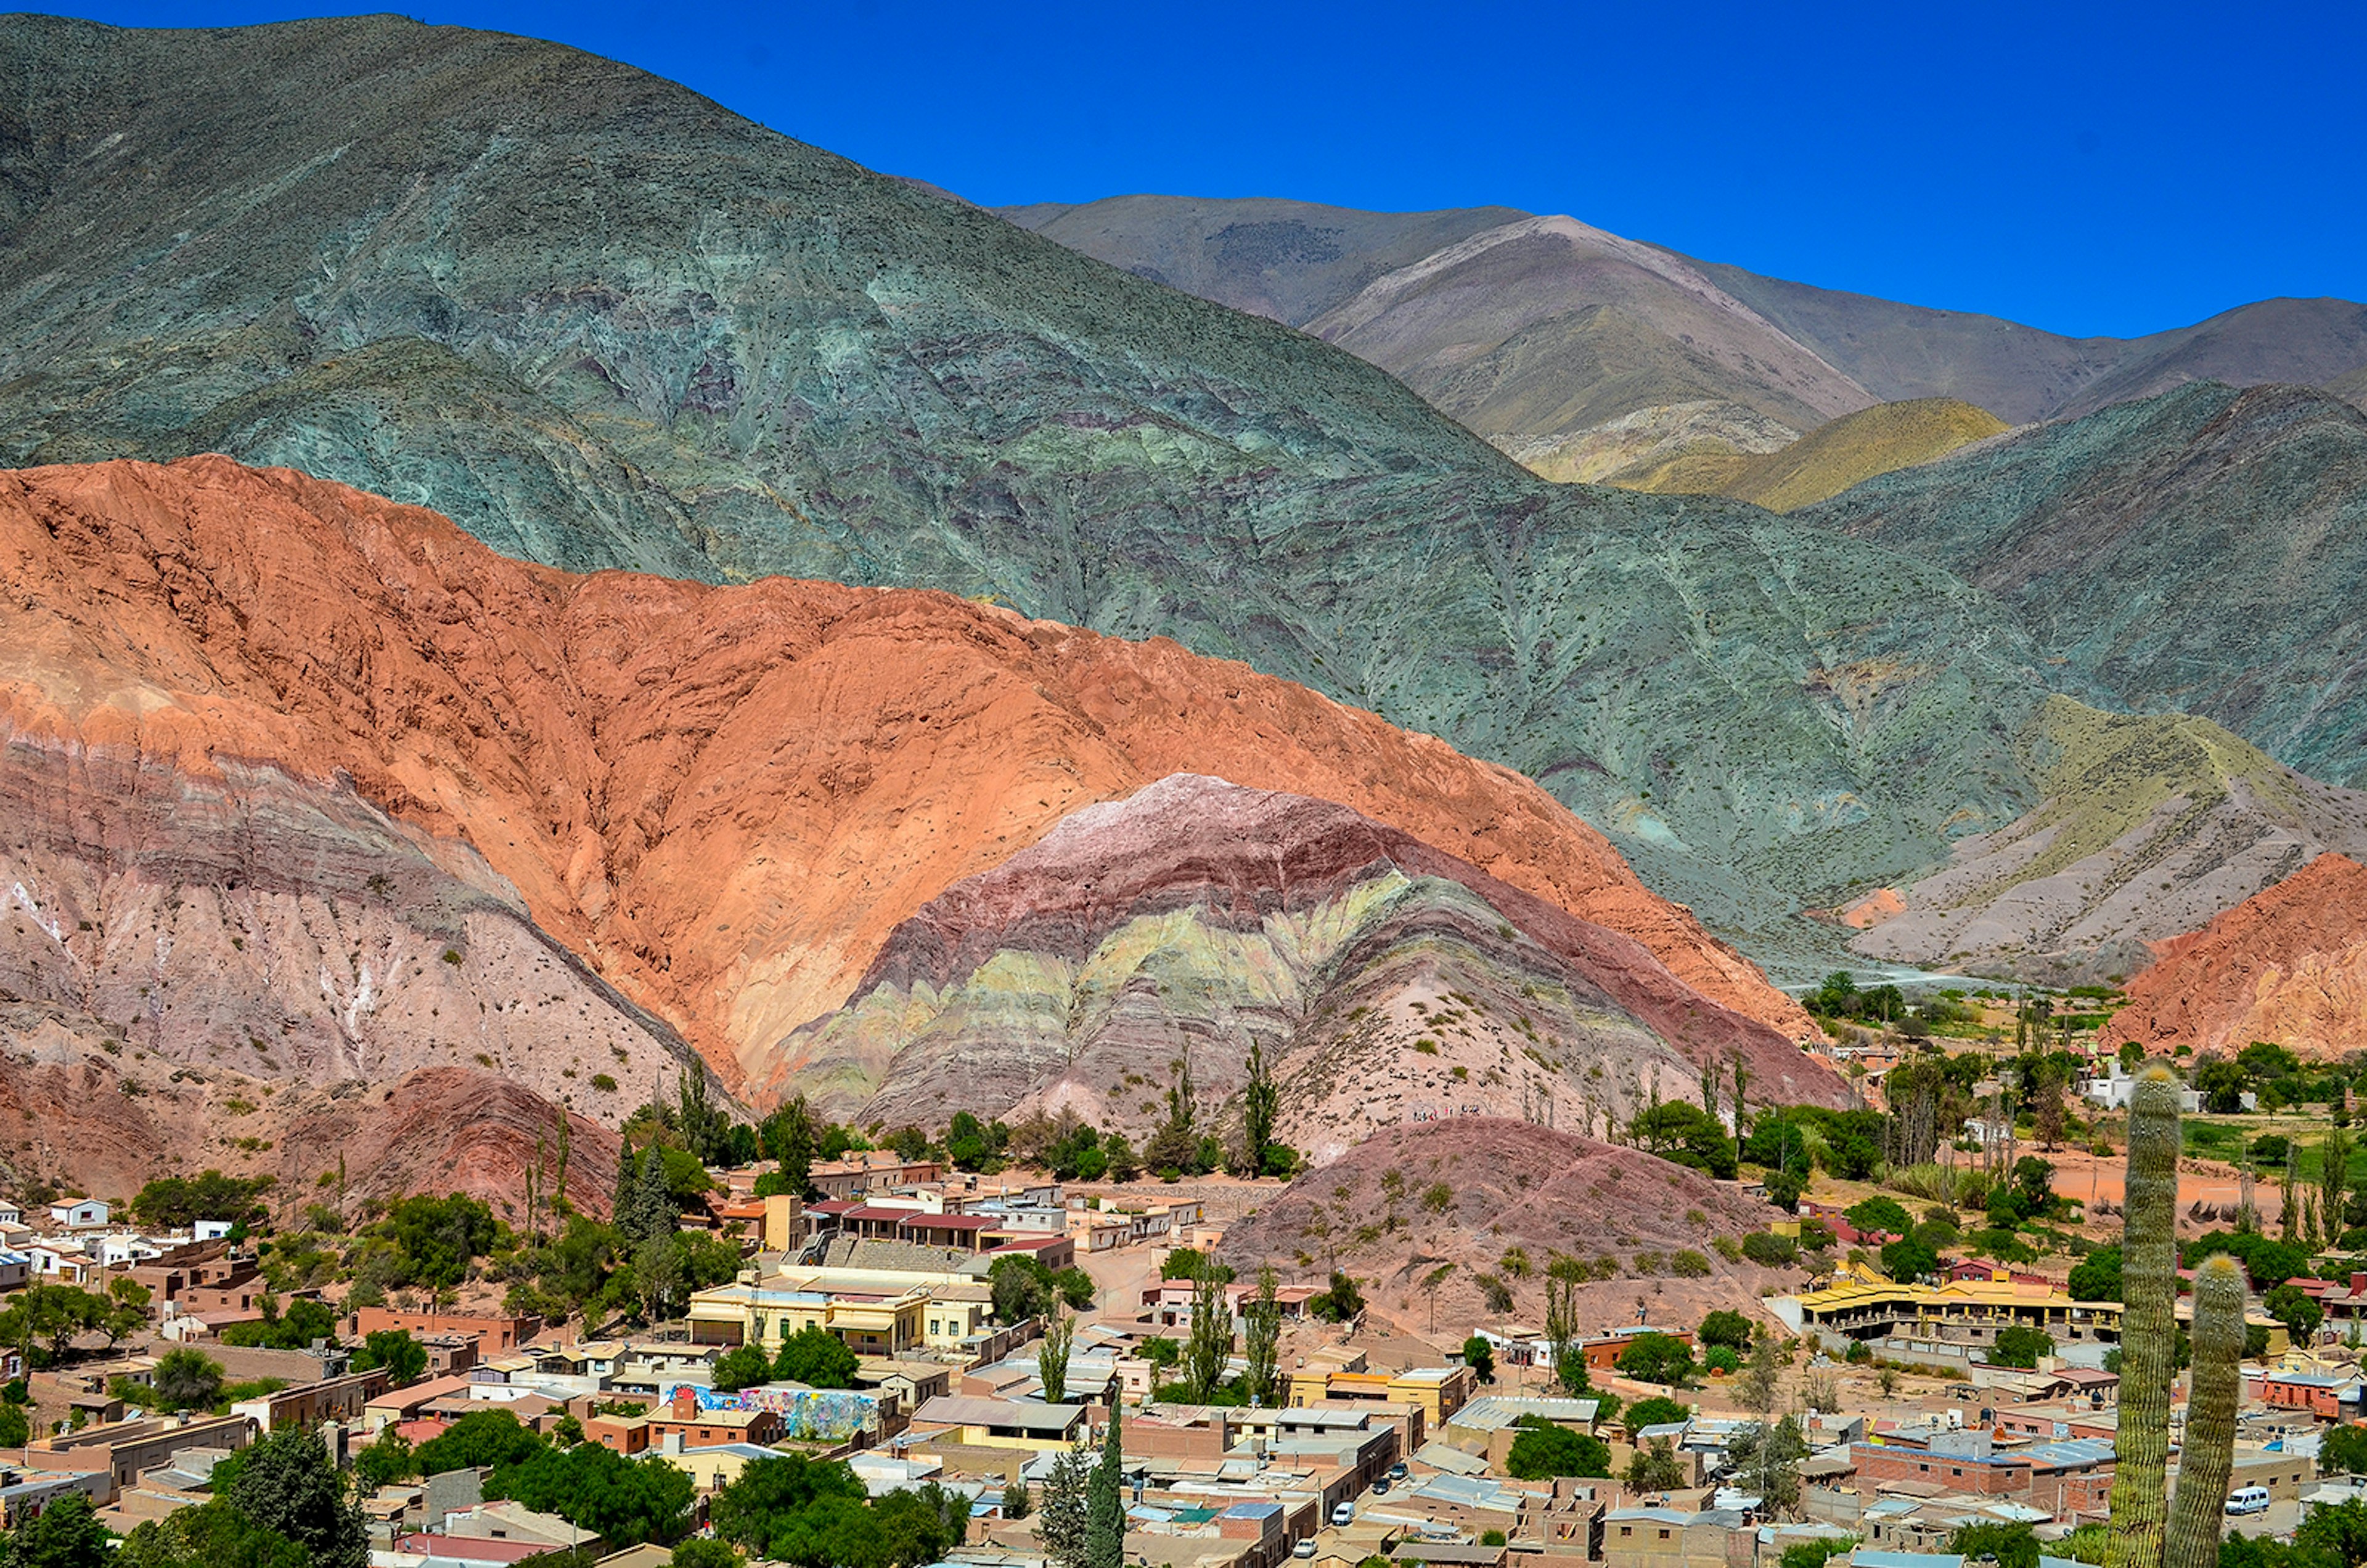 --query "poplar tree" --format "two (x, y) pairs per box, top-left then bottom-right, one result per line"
(1084, 1405), (1125, 1568)
(1183, 1268), (1232, 1403)
(1241, 1268), (1282, 1407)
